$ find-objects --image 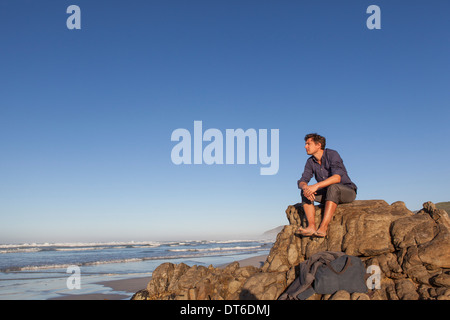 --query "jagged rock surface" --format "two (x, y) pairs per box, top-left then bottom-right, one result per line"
(132, 200), (450, 300)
